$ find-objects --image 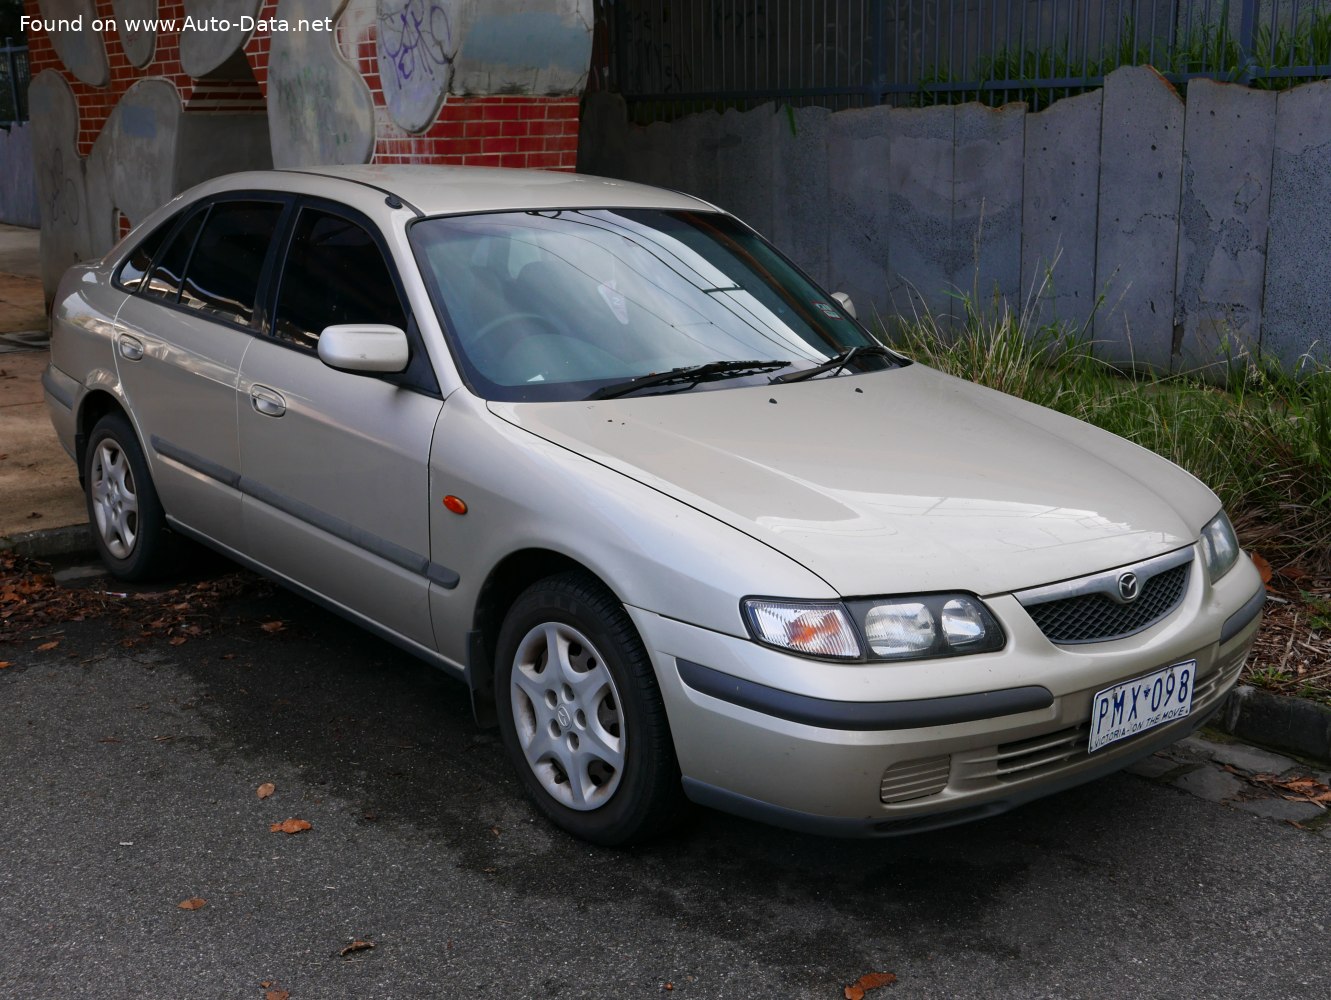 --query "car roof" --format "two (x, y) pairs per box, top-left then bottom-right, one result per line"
(222, 165), (718, 217)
